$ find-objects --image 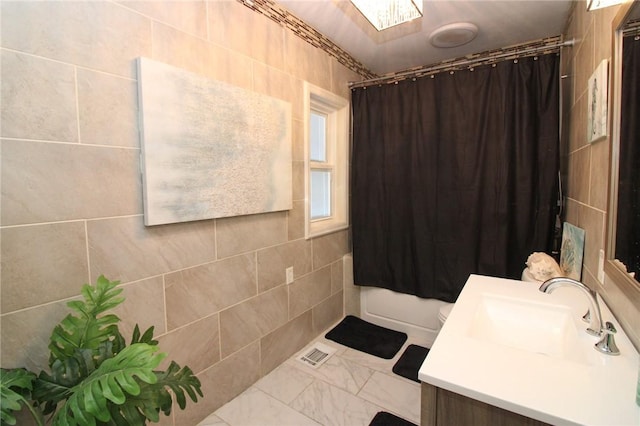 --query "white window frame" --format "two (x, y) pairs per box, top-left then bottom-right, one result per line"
(304, 82), (349, 239)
